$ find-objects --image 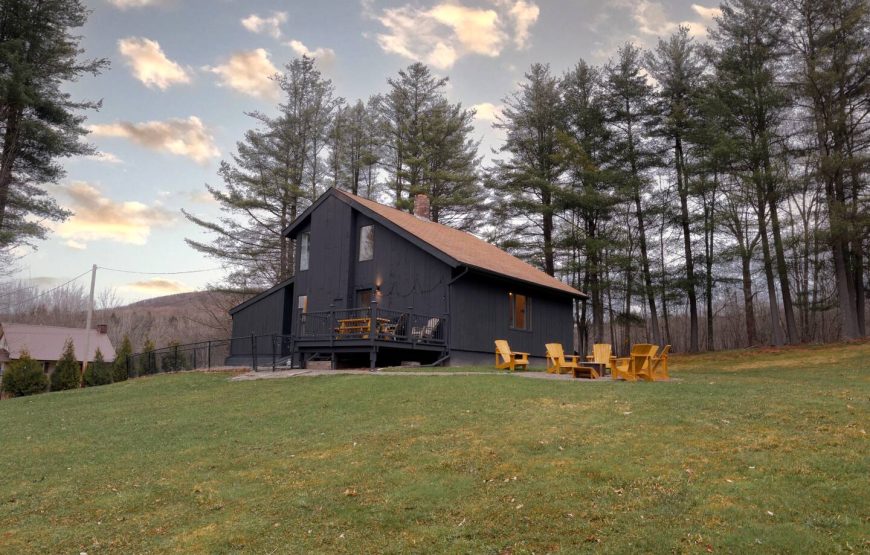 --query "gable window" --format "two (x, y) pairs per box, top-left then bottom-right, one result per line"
(299, 232), (310, 271)
(359, 225), (374, 261)
(509, 293), (529, 330)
